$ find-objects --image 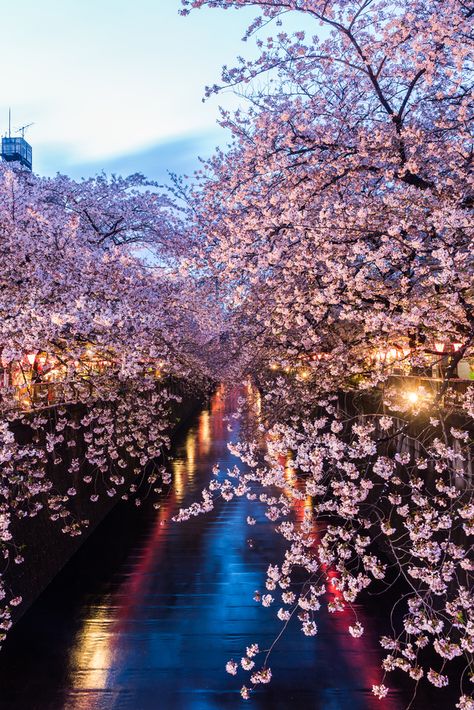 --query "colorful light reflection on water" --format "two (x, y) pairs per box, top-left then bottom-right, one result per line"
(0, 386), (419, 709)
